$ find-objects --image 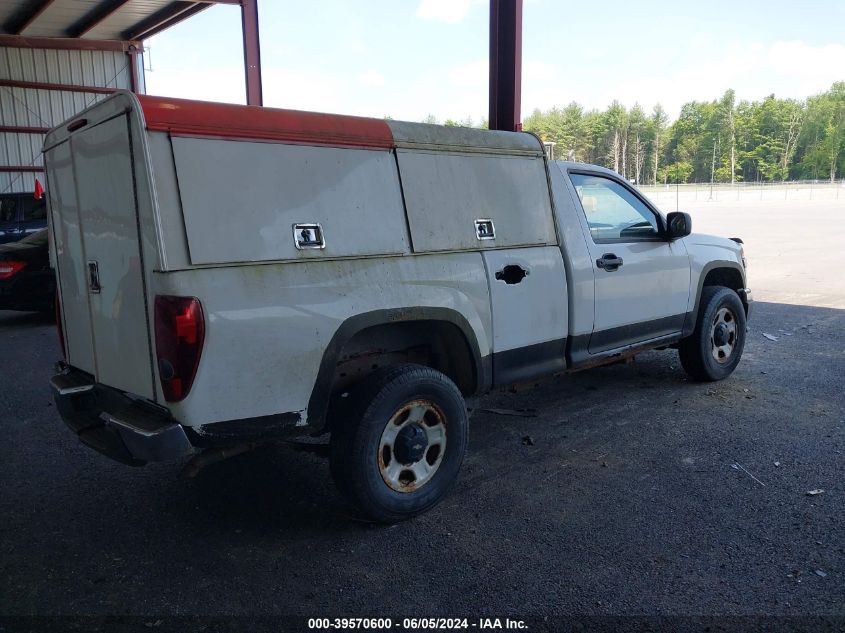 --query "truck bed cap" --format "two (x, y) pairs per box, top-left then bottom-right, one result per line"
(137, 94), (543, 155)
(45, 92), (544, 157)
(138, 95), (542, 154)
